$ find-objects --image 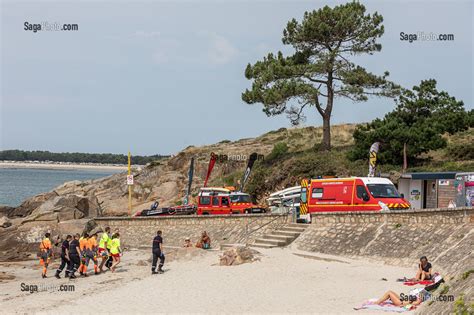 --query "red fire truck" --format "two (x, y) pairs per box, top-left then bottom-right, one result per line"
(196, 187), (266, 215)
(300, 177), (410, 213)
